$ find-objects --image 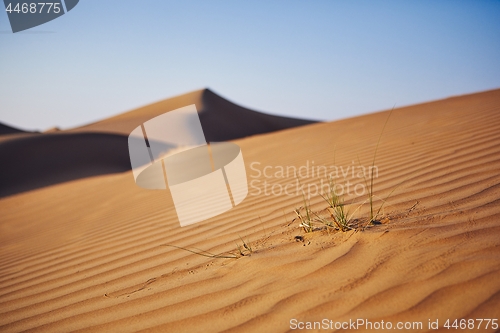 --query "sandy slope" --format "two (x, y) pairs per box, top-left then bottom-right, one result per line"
(0, 89), (499, 332)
